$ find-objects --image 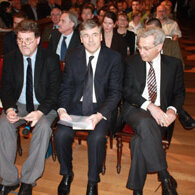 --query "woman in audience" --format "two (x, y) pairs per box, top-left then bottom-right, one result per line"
(116, 11), (135, 55)
(0, 1), (13, 29)
(102, 11), (127, 59)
